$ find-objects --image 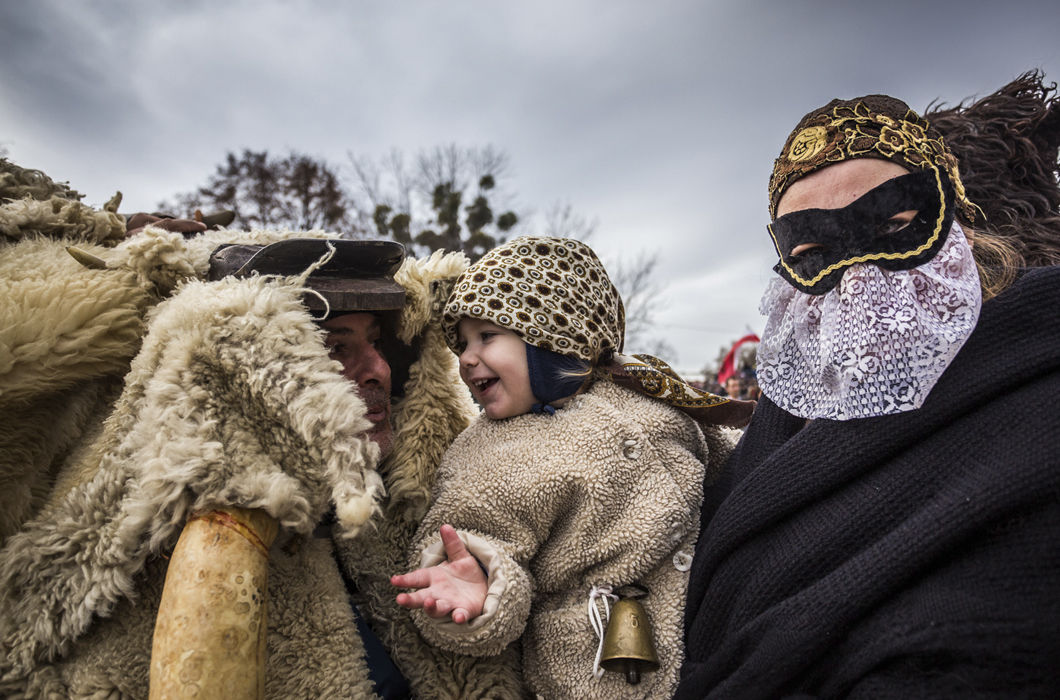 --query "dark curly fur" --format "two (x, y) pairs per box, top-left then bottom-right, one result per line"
(0, 157), (84, 204)
(926, 71), (1060, 268)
